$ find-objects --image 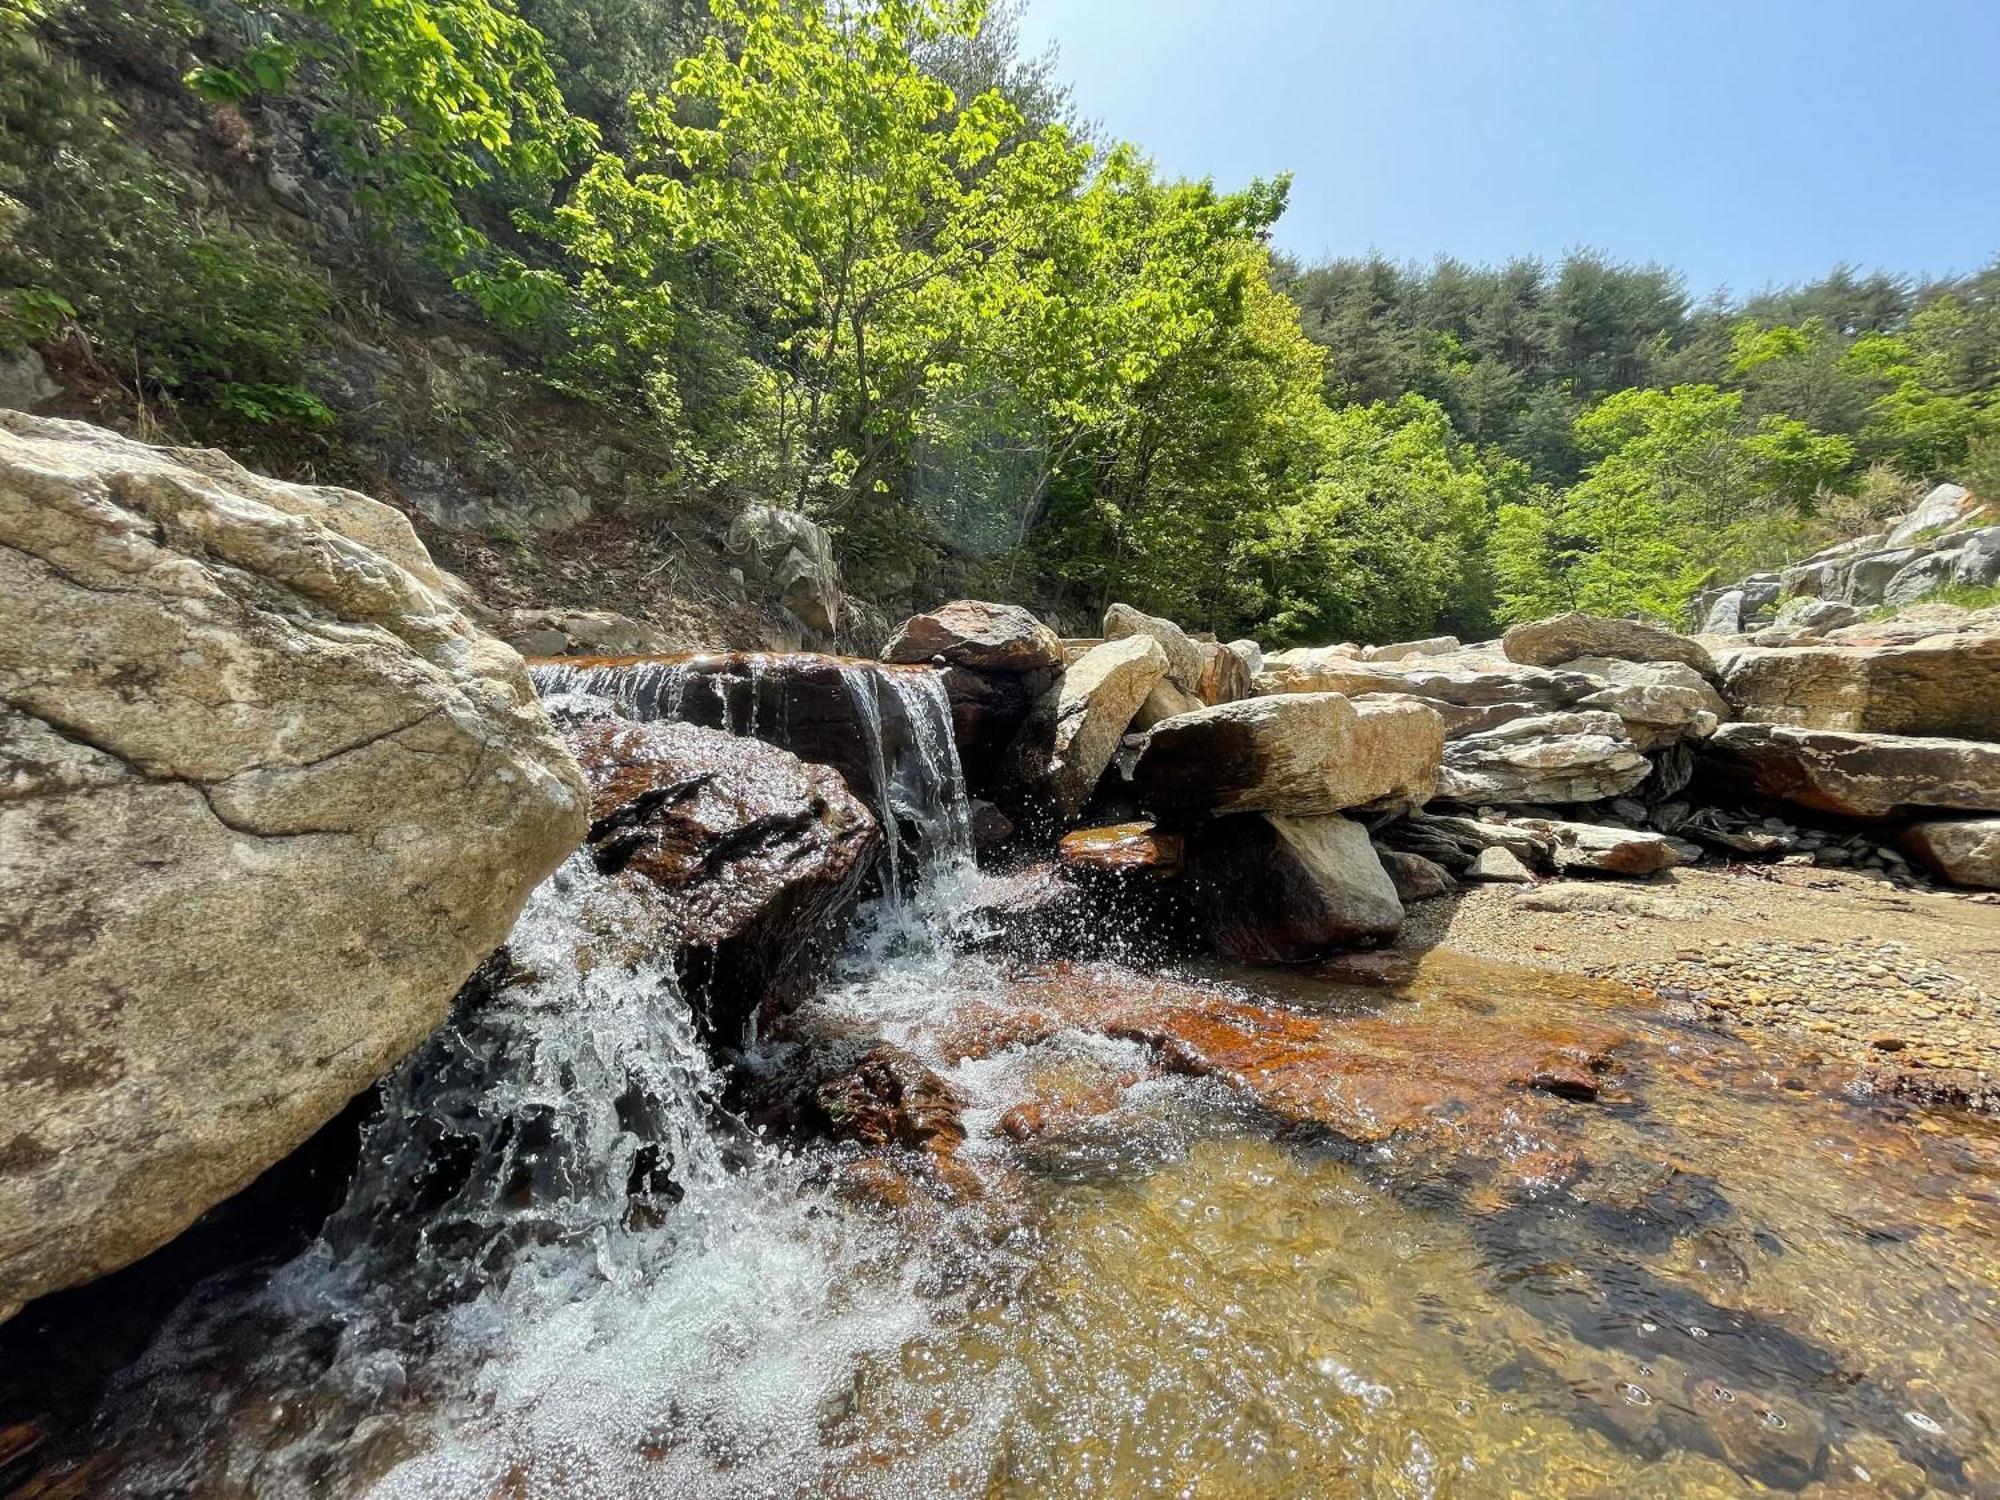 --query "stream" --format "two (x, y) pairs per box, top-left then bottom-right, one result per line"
(9, 662), (1999, 1498)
